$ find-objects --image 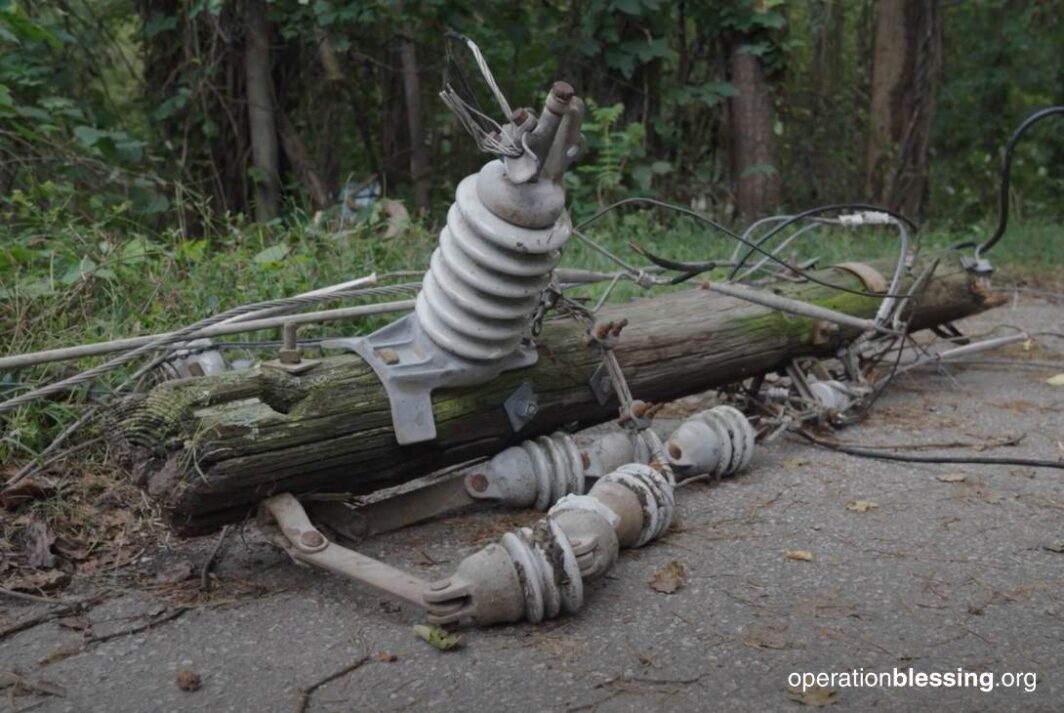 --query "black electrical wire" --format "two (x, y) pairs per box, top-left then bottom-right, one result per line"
(797, 429), (1064, 470)
(633, 242), (914, 298)
(573, 196), (741, 239)
(977, 106), (1064, 258)
(727, 203), (918, 280)
(578, 198), (920, 299)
